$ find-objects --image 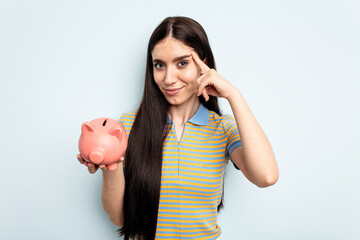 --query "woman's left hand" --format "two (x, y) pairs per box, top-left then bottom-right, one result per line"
(191, 51), (238, 101)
